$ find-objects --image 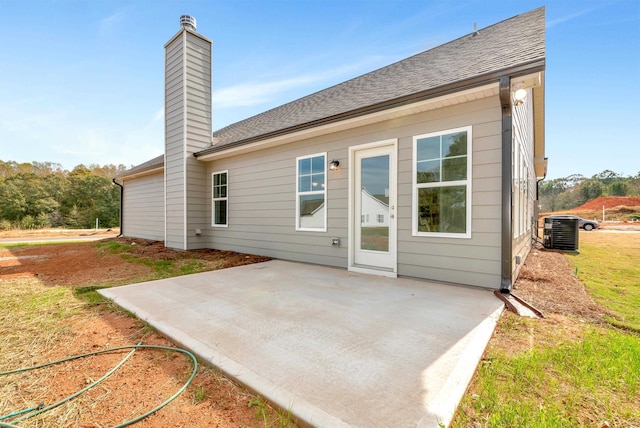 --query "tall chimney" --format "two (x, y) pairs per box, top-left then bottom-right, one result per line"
(164, 16), (212, 250)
